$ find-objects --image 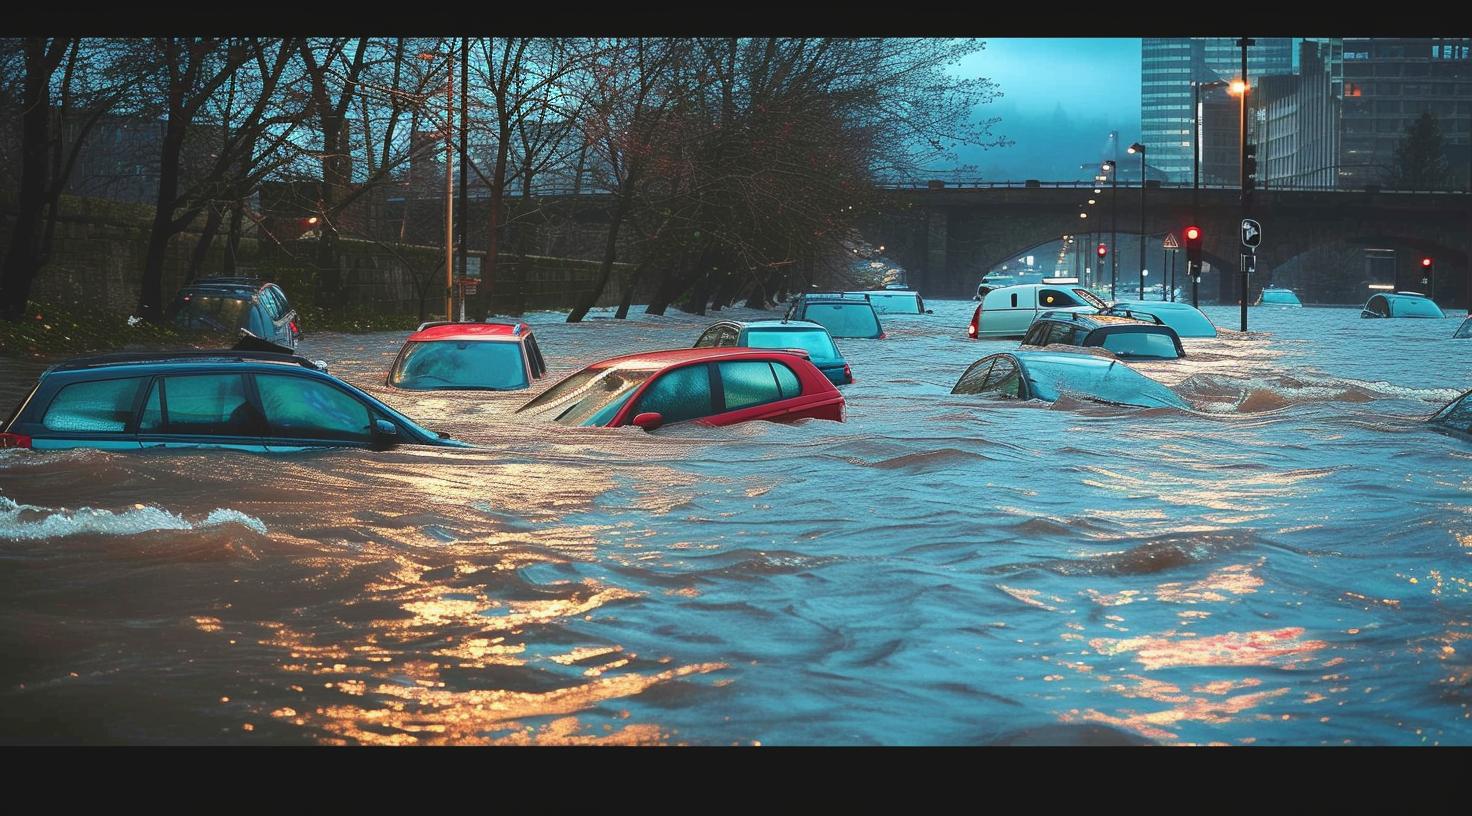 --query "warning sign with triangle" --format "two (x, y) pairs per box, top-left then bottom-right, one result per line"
(1162, 233), (1180, 249)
